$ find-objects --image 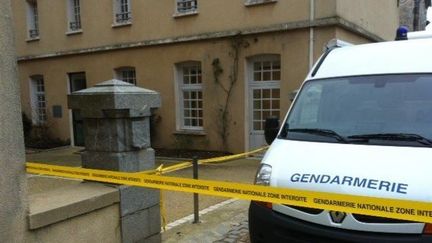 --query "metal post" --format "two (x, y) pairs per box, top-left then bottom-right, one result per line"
(192, 156), (199, 224)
